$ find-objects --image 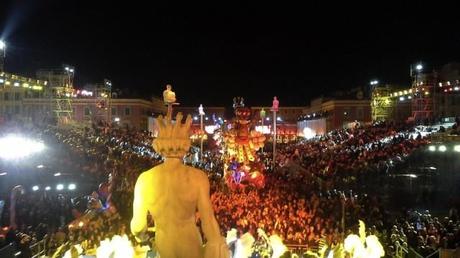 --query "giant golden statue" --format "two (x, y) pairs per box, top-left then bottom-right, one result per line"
(131, 112), (229, 258)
